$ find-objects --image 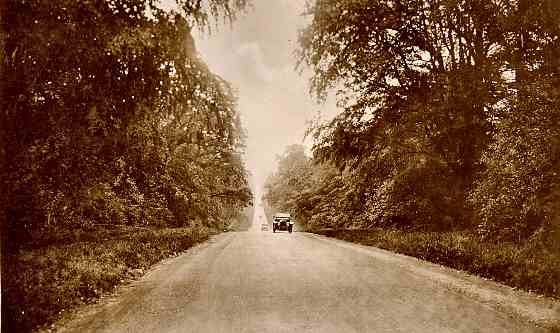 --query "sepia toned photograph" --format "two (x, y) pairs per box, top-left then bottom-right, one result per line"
(1, 0), (559, 332)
